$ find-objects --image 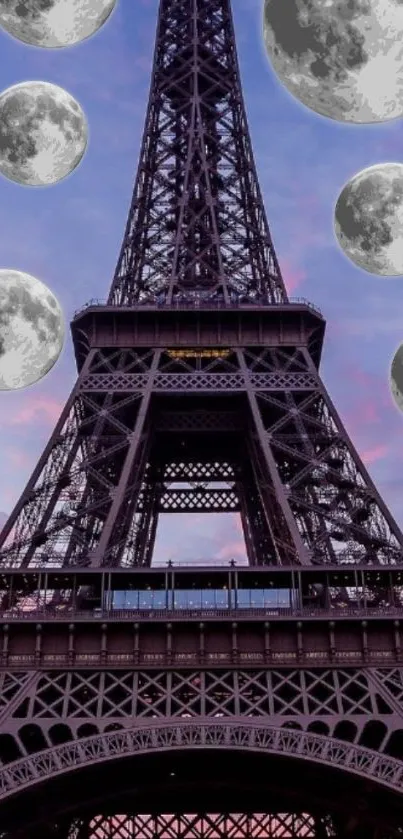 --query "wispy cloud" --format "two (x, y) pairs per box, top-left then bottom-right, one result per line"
(153, 513), (247, 565)
(361, 444), (390, 466)
(1, 395), (64, 428)
(281, 260), (307, 294)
